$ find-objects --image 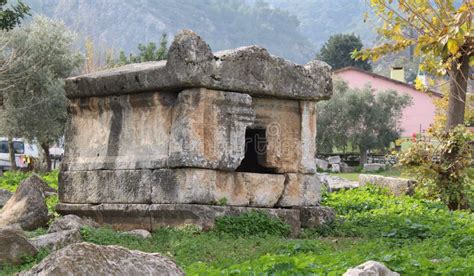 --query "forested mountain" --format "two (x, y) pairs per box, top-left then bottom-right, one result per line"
(24, 0), (374, 64)
(259, 0), (376, 48)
